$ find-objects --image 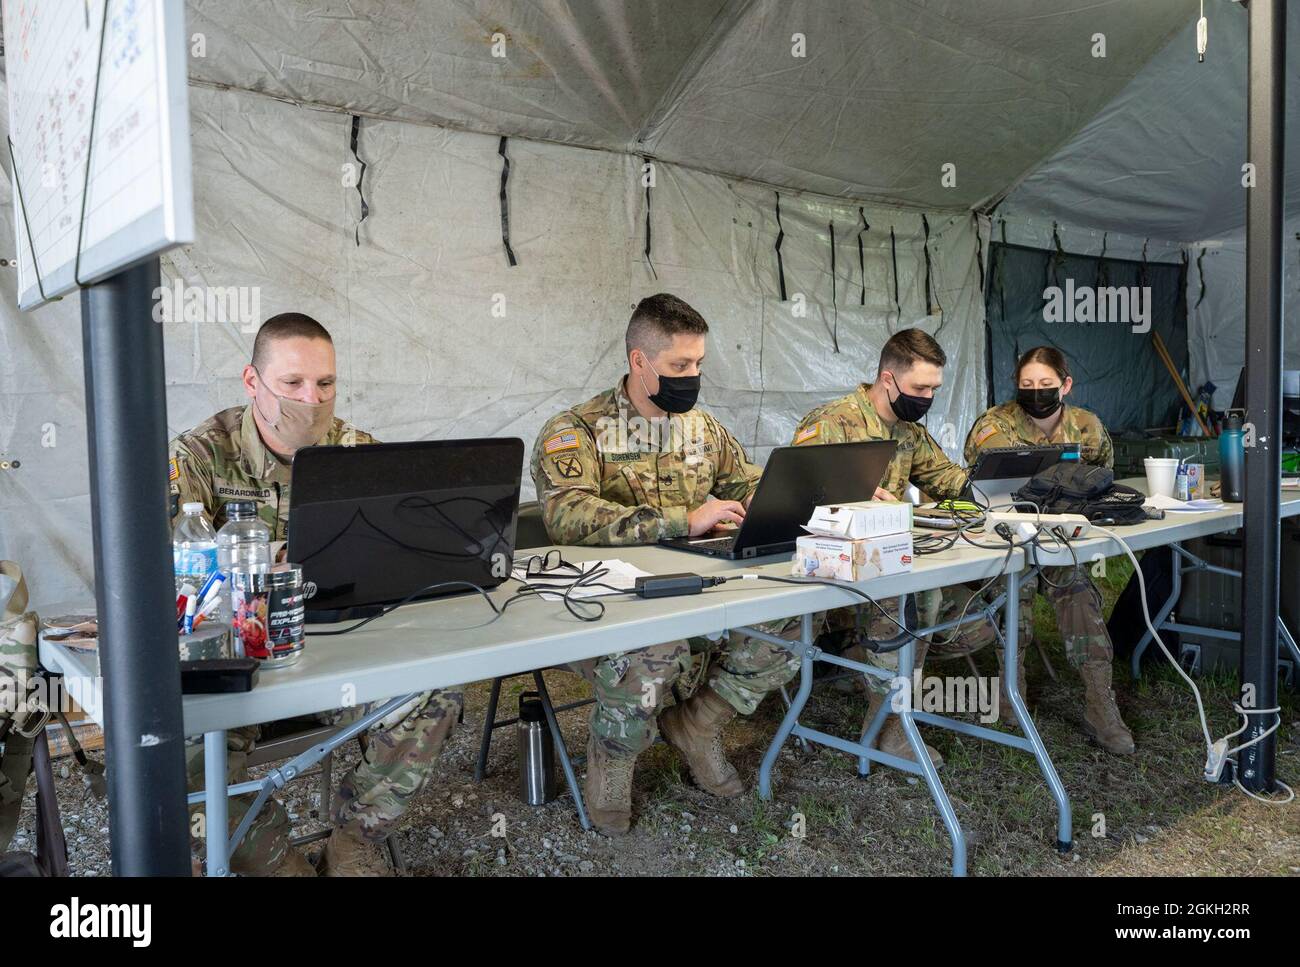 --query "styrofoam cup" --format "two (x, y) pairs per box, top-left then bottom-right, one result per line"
(1144, 457), (1180, 498)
